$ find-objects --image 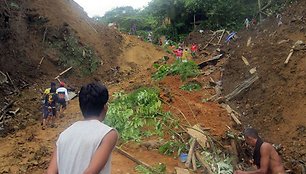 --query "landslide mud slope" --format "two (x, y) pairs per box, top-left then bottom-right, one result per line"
(223, 0), (306, 163)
